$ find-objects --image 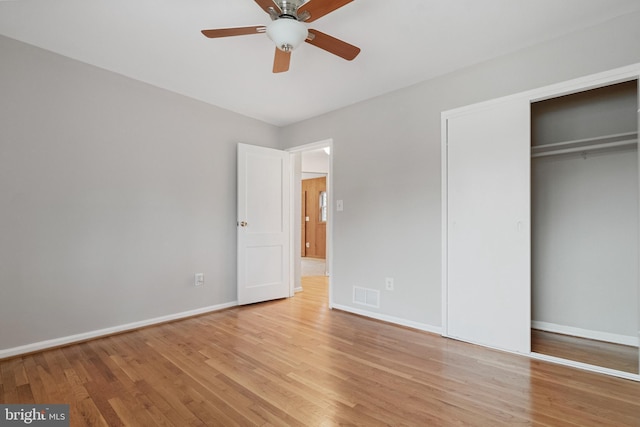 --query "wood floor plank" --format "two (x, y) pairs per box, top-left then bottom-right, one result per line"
(72, 394), (110, 427)
(0, 359), (18, 403)
(15, 383), (35, 404)
(2, 277), (640, 426)
(20, 356), (47, 403)
(532, 329), (639, 374)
